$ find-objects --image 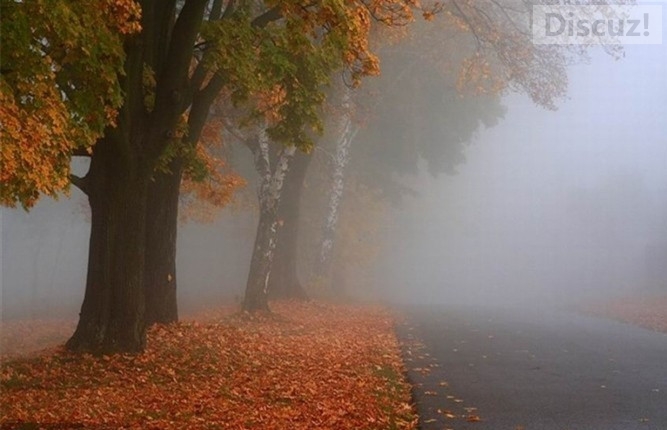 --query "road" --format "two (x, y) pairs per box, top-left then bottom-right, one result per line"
(396, 304), (667, 430)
